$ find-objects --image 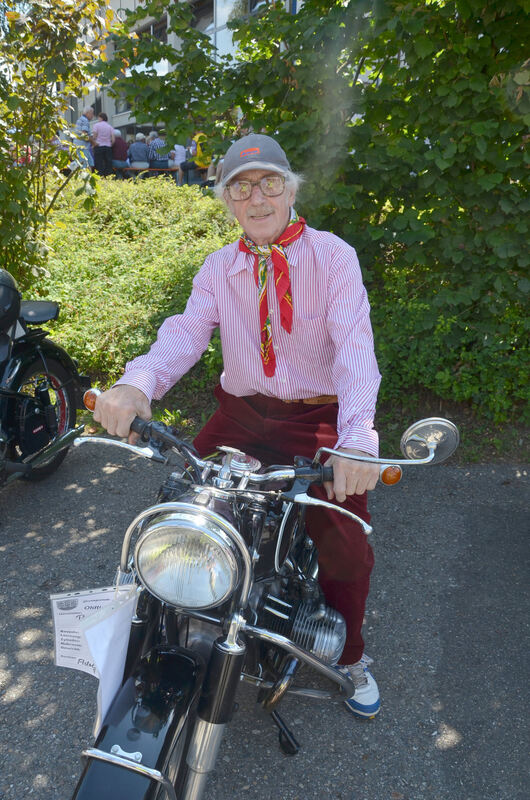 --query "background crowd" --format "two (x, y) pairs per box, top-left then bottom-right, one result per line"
(74, 106), (215, 185)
